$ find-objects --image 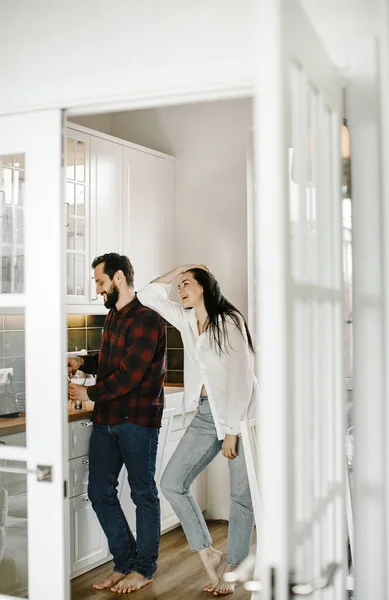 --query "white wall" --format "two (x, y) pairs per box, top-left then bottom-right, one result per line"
(0, 0), (254, 115)
(69, 114), (114, 136)
(111, 99), (252, 317)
